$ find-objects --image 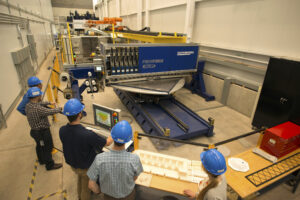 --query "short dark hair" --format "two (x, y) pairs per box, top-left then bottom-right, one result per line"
(30, 83), (42, 88)
(28, 96), (40, 100)
(114, 141), (124, 146)
(67, 113), (80, 123)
